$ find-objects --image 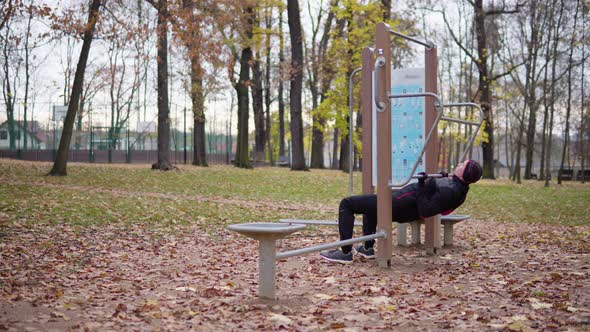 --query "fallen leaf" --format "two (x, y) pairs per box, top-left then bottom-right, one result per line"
(51, 311), (70, 321)
(370, 296), (390, 305)
(528, 298), (552, 310)
(323, 276), (337, 284)
(314, 294), (333, 300)
(269, 313), (292, 325)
